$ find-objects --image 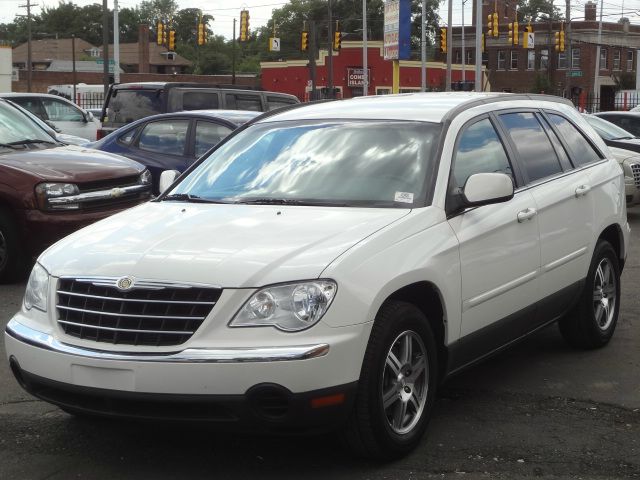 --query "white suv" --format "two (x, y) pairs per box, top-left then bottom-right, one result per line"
(4, 93), (629, 459)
